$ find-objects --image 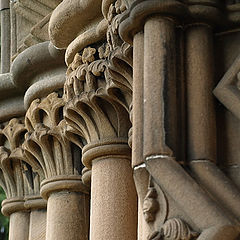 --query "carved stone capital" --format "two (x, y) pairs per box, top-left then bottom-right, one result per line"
(0, 118), (47, 216)
(23, 92), (83, 181)
(119, 0), (224, 44)
(186, 0), (223, 25)
(119, 0), (187, 44)
(63, 1), (133, 162)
